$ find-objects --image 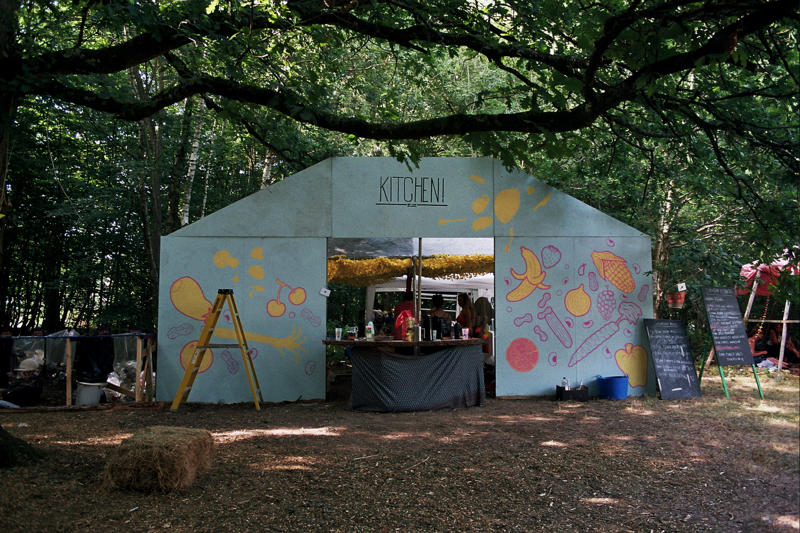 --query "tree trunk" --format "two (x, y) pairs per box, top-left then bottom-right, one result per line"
(129, 61), (165, 322)
(200, 118), (221, 219)
(180, 98), (205, 226)
(261, 151), (276, 189)
(0, 0), (18, 278)
(0, 425), (44, 467)
(166, 96), (197, 234)
(653, 181), (677, 319)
